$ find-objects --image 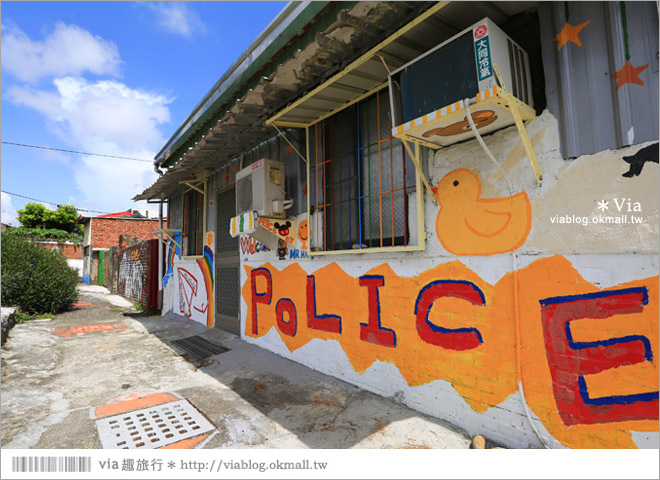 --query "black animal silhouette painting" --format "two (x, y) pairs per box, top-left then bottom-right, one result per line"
(622, 144), (658, 178)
